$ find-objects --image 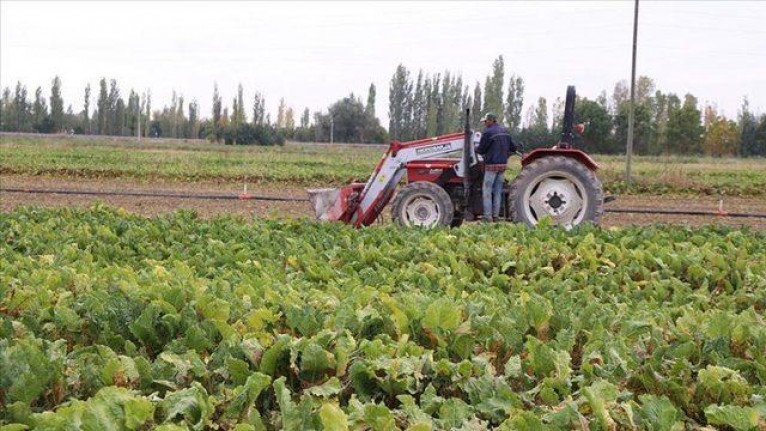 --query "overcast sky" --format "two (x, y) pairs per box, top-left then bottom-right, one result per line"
(2, 1), (764, 128)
